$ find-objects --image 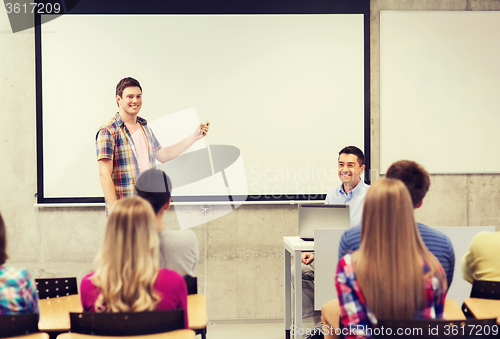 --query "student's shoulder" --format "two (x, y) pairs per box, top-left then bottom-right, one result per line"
(0, 266), (33, 282)
(157, 268), (184, 284)
(417, 223), (449, 239)
(159, 229), (198, 249)
(470, 231), (500, 245)
(342, 225), (362, 238)
(80, 272), (96, 288)
(160, 228), (197, 240)
(417, 223), (454, 249)
(97, 114), (122, 135)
